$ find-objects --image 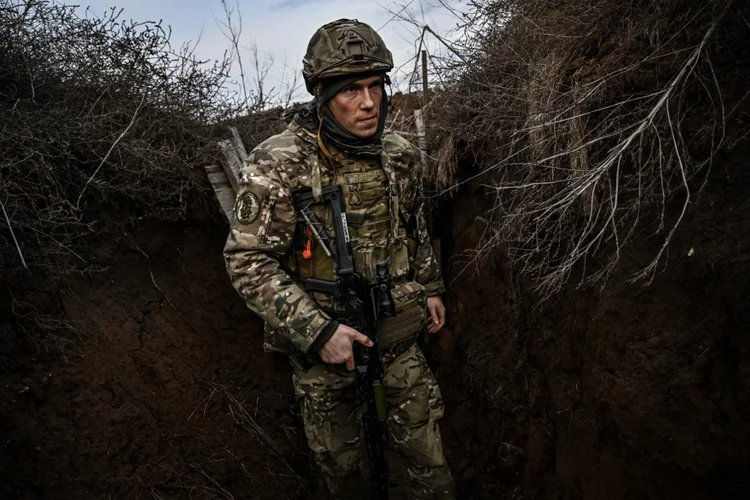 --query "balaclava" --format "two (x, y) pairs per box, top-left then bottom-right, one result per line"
(294, 72), (390, 157)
